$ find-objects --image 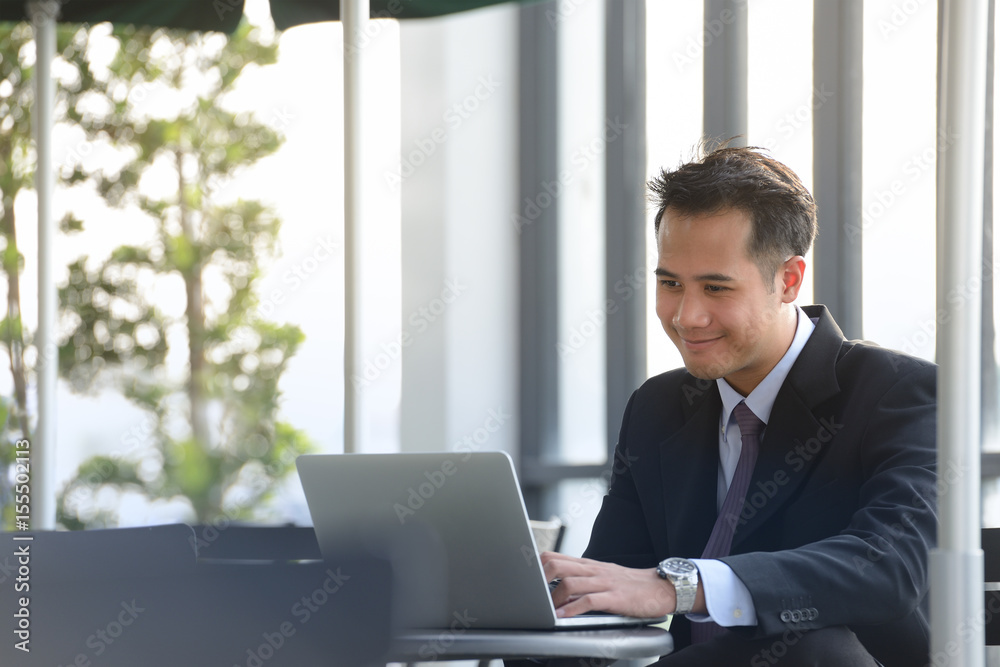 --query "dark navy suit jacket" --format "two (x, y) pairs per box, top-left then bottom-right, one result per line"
(583, 305), (937, 667)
